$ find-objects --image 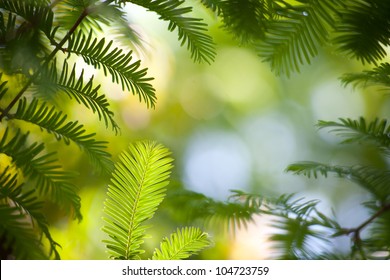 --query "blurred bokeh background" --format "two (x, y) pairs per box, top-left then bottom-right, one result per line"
(48, 2), (390, 259)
